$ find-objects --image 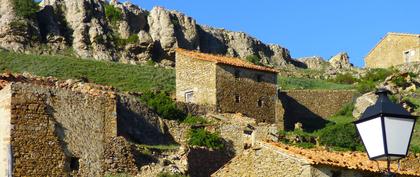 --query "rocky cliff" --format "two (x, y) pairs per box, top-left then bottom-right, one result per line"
(0, 0), (294, 67)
